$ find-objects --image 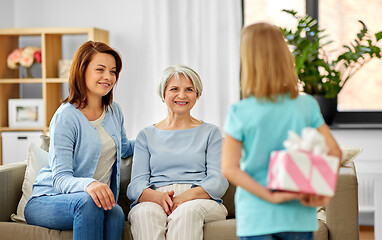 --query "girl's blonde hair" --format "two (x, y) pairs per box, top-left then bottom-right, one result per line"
(240, 22), (298, 101)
